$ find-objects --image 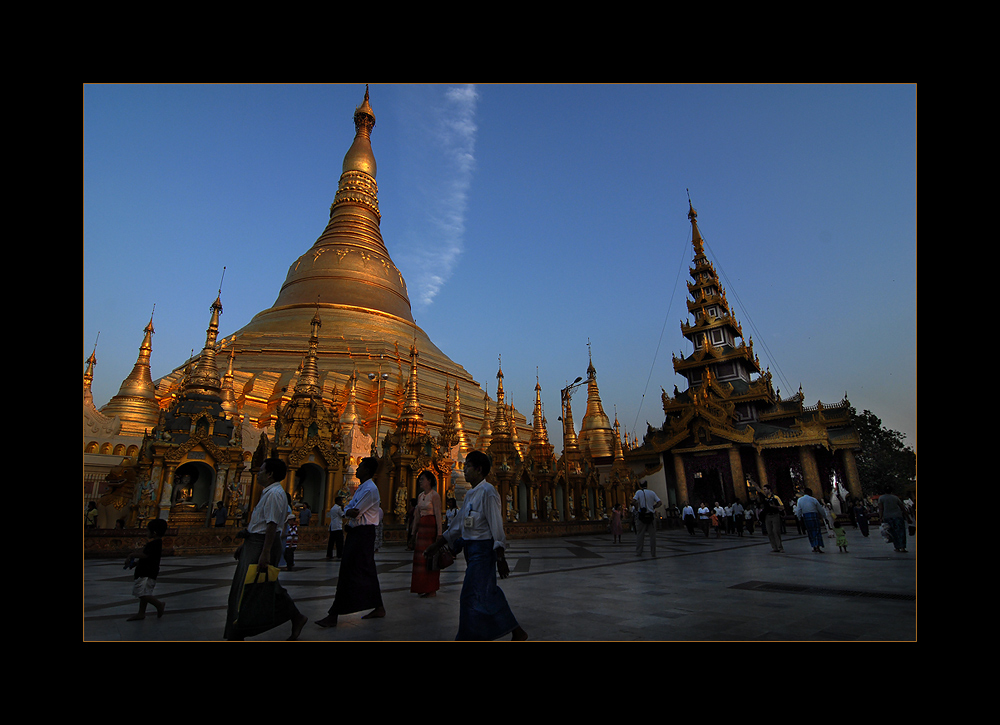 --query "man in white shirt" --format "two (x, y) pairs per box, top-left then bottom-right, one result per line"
(426, 450), (527, 641)
(732, 500), (745, 537)
(632, 481), (662, 556)
(796, 488), (827, 553)
(681, 503), (696, 535)
(326, 495), (345, 560)
(316, 457), (385, 628)
(224, 457), (308, 640)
